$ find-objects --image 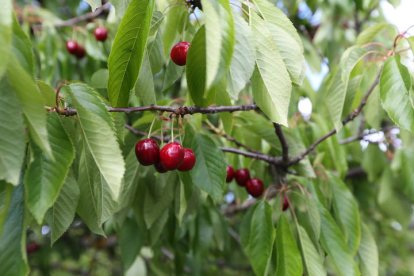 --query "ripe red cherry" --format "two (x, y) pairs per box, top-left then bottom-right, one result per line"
(26, 242), (40, 254)
(74, 45), (86, 59)
(66, 40), (79, 54)
(226, 165), (235, 182)
(159, 142), (184, 170)
(235, 168), (250, 186)
(135, 138), (160, 166)
(245, 178), (264, 198)
(170, 41), (190, 66)
(282, 195), (289, 211)
(178, 148), (196, 171)
(94, 27), (108, 42)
